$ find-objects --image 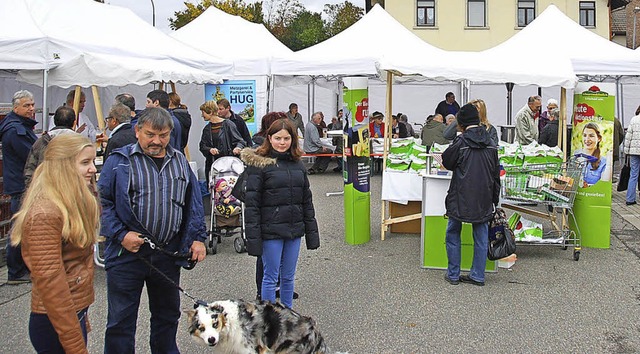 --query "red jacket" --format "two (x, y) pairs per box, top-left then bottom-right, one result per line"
(369, 122), (385, 138)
